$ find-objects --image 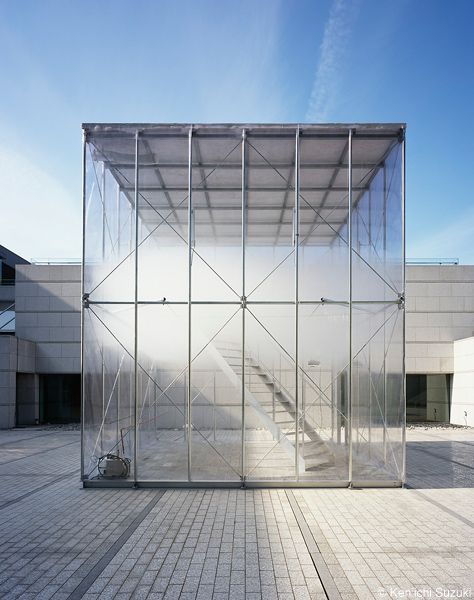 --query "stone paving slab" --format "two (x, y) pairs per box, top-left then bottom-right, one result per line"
(0, 425), (472, 600)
